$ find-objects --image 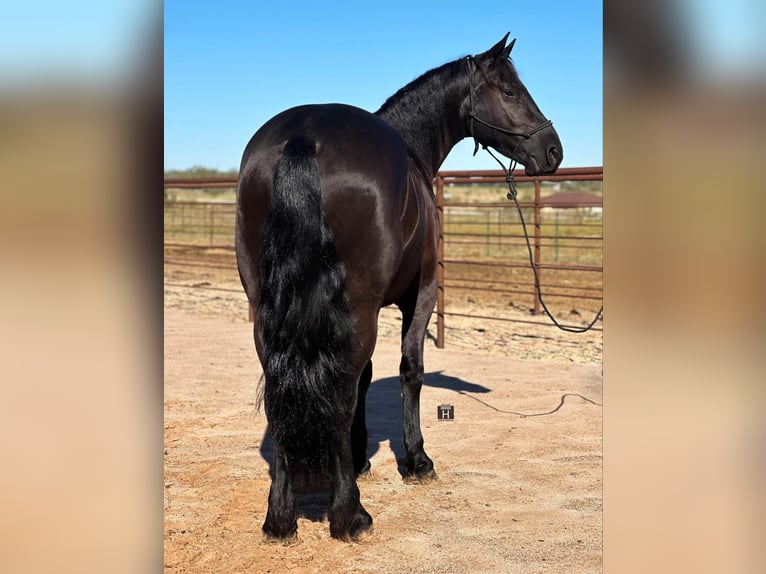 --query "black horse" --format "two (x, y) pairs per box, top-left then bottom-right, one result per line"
(235, 34), (562, 541)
